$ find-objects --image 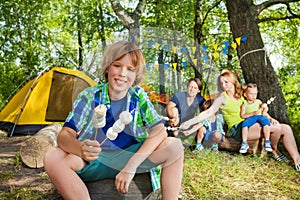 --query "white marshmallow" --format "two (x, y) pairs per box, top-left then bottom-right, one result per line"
(112, 119), (125, 133)
(119, 111), (133, 125)
(106, 127), (118, 140)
